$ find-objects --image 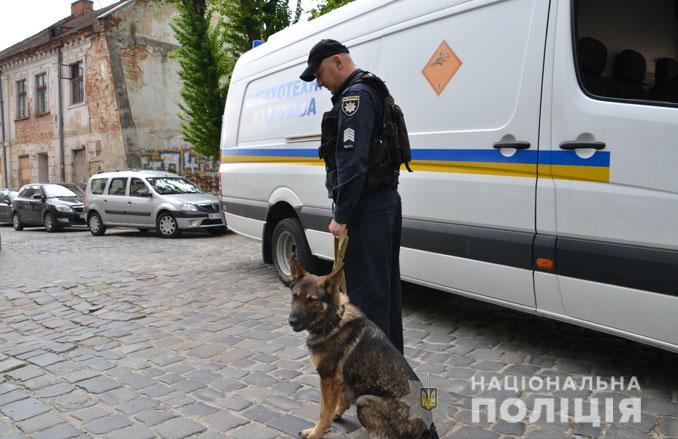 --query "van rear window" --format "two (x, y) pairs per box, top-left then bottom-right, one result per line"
(90, 178), (107, 195)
